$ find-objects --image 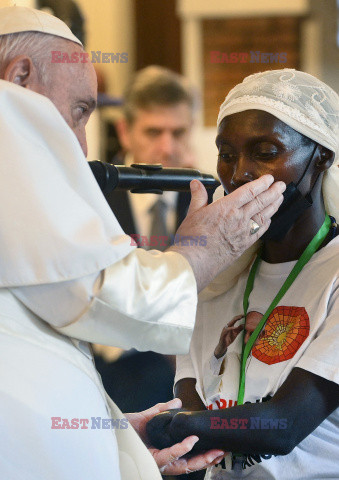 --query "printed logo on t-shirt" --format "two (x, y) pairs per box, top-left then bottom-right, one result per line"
(252, 306), (310, 365)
